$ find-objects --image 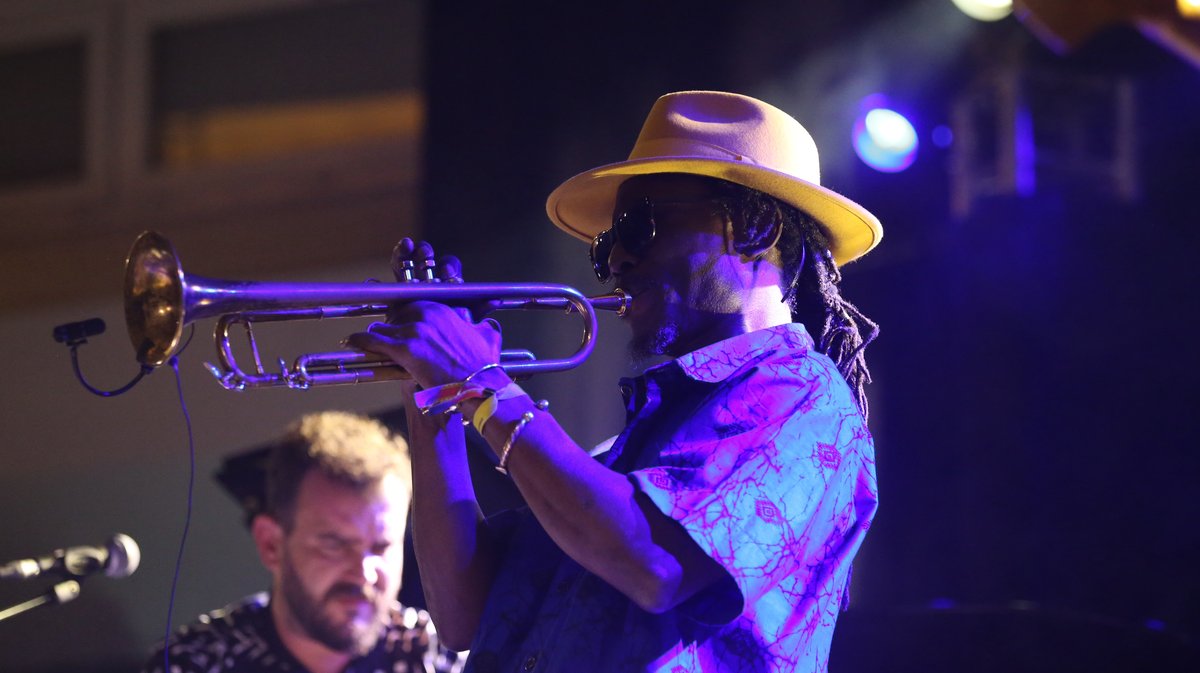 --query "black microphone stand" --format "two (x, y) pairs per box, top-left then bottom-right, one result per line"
(0, 580), (81, 623)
